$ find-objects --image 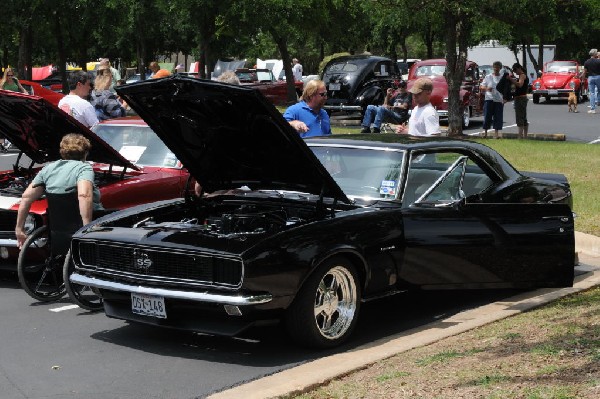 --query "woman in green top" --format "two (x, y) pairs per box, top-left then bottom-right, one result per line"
(1, 67), (27, 93)
(0, 67), (27, 151)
